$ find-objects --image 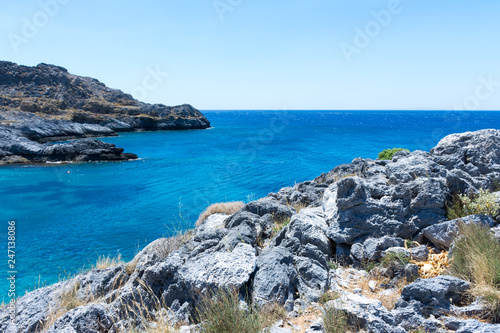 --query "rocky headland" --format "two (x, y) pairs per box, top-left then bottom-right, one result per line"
(0, 61), (210, 165)
(2, 129), (500, 333)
